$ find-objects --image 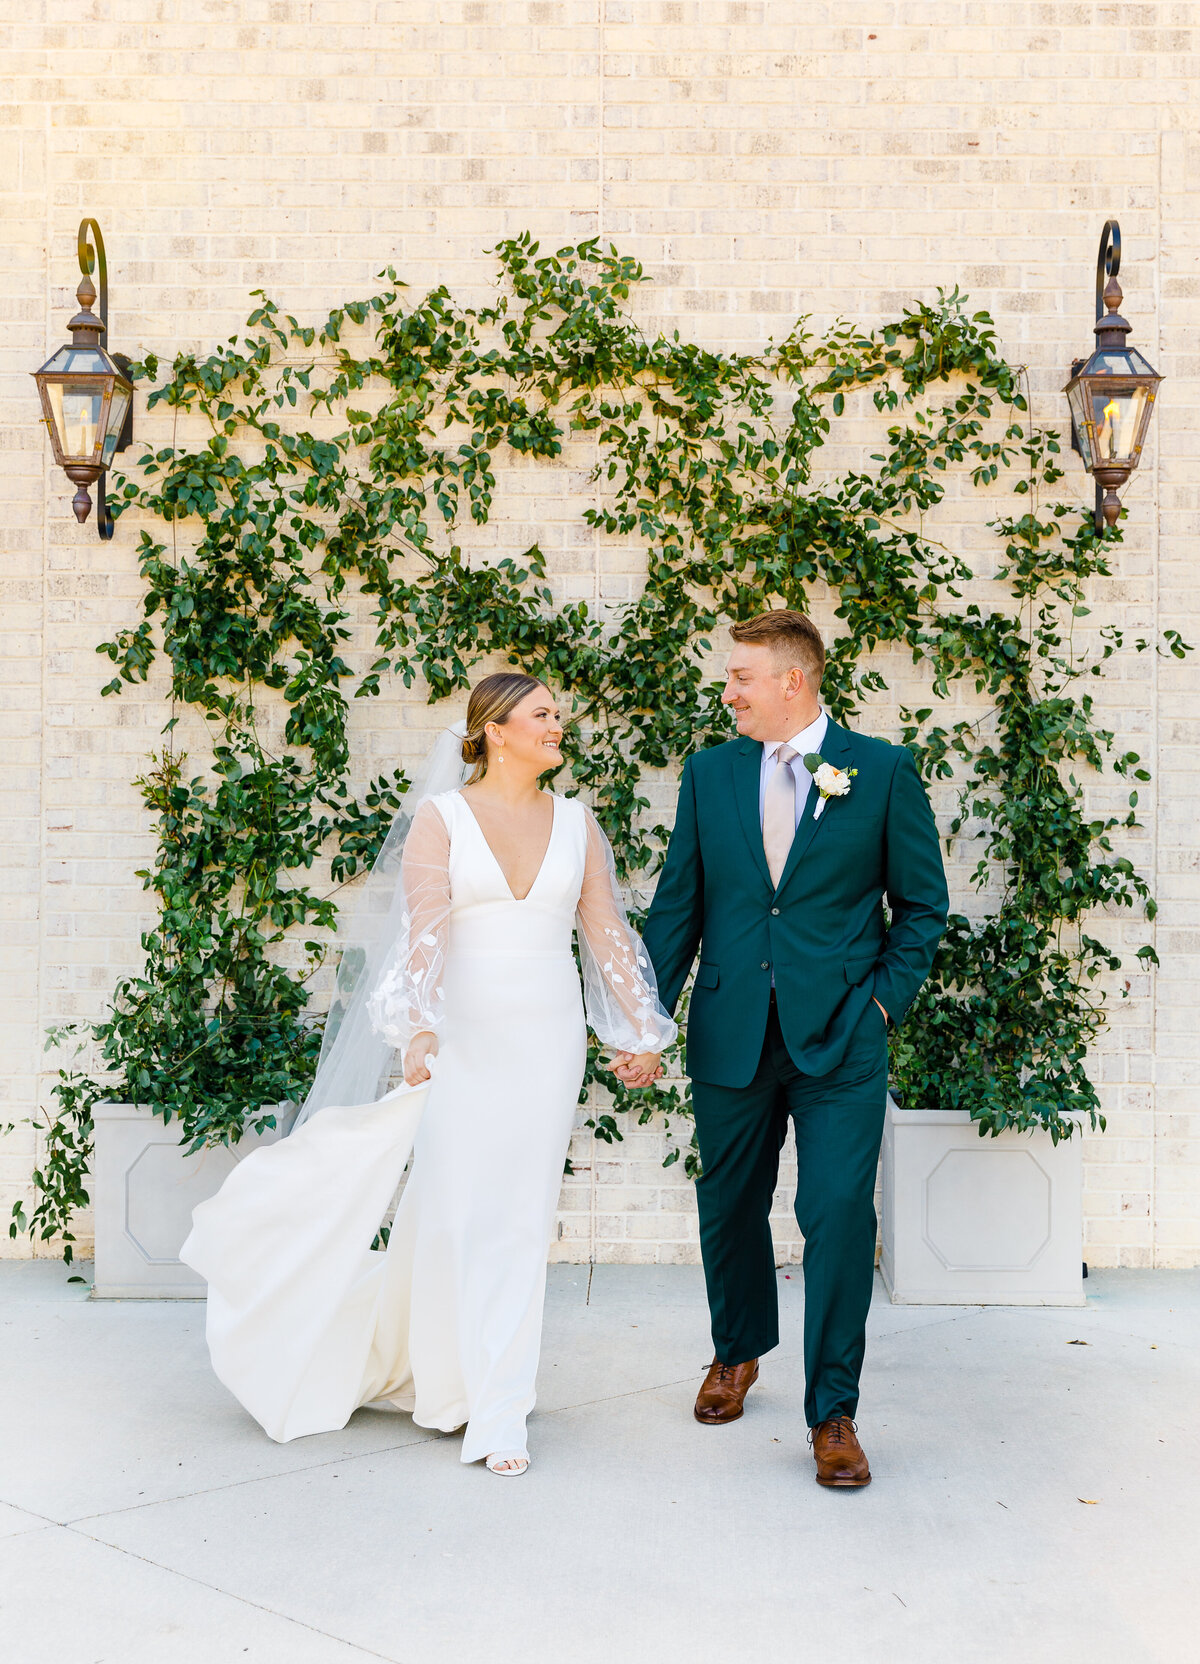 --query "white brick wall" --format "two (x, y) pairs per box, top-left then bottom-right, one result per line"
(3, 2), (1198, 1266)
